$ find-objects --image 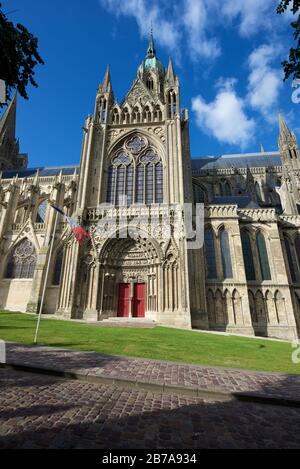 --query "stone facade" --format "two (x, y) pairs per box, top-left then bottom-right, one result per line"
(0, 35), (299, 340)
